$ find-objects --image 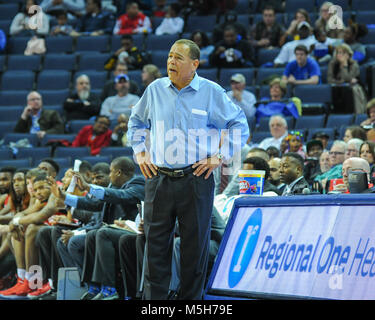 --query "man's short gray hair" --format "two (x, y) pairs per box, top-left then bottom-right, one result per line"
(332, 140), (348, 152)
(347, 138), (364, 151)
(269, 115), (287, 128)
